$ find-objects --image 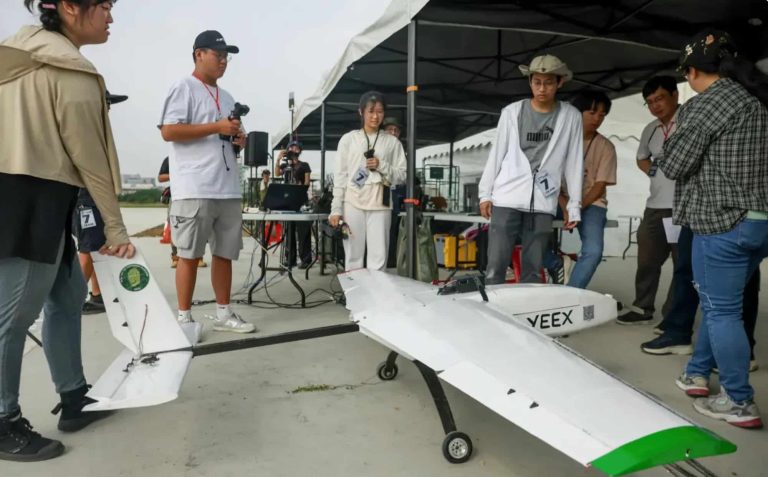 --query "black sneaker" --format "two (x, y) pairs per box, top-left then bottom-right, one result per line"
(51, 385), (112, 433)
(0, 412), (64, 462)
(641, 334), (693, 355)
(547, 264), (565, 285)
(82, 293), (105, 315)
(616, 310), (653, 325)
